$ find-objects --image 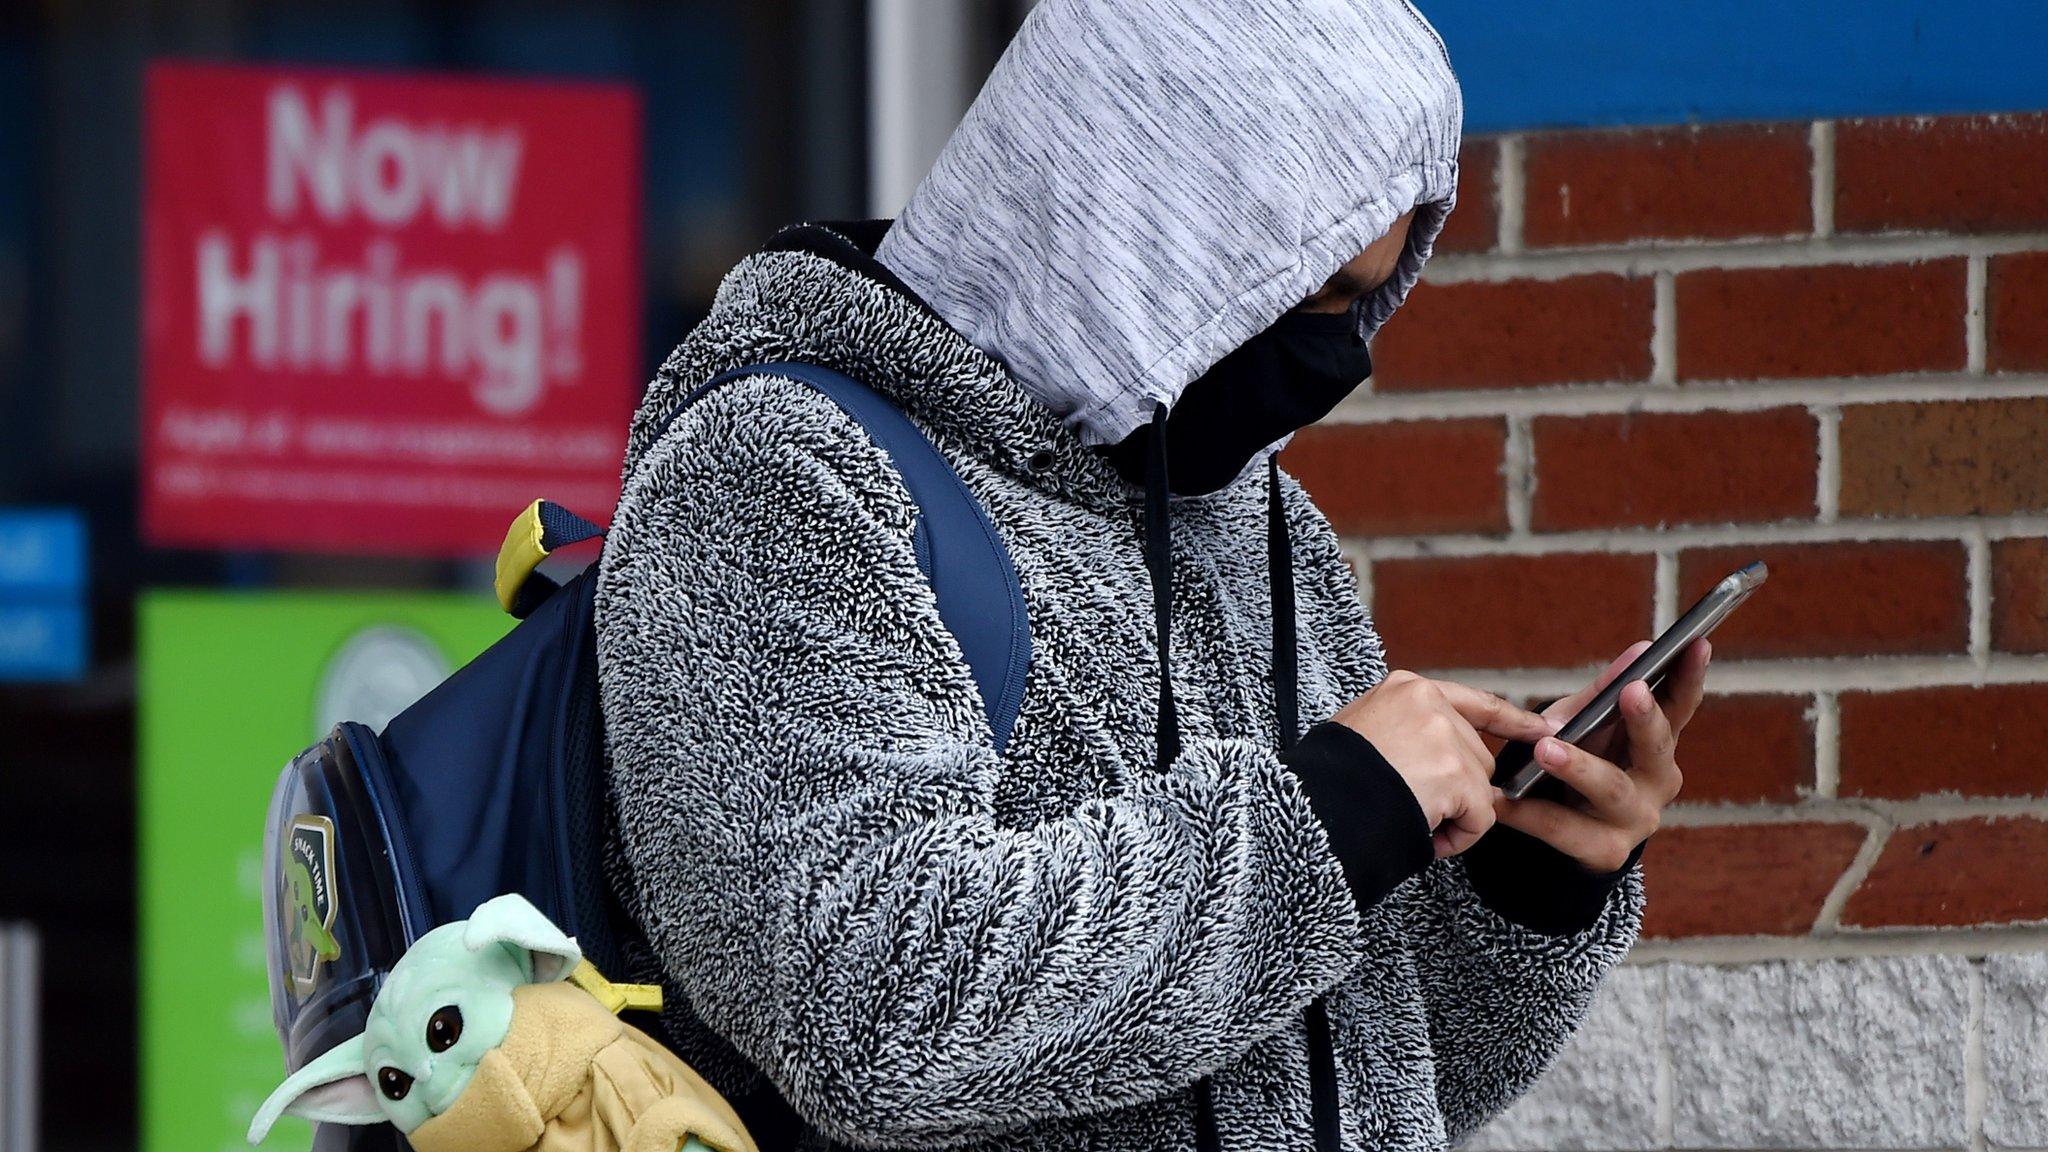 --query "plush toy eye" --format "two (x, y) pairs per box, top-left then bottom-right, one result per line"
(377, 1067), (413, 1101)
(426, 1005), (463, 1053)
